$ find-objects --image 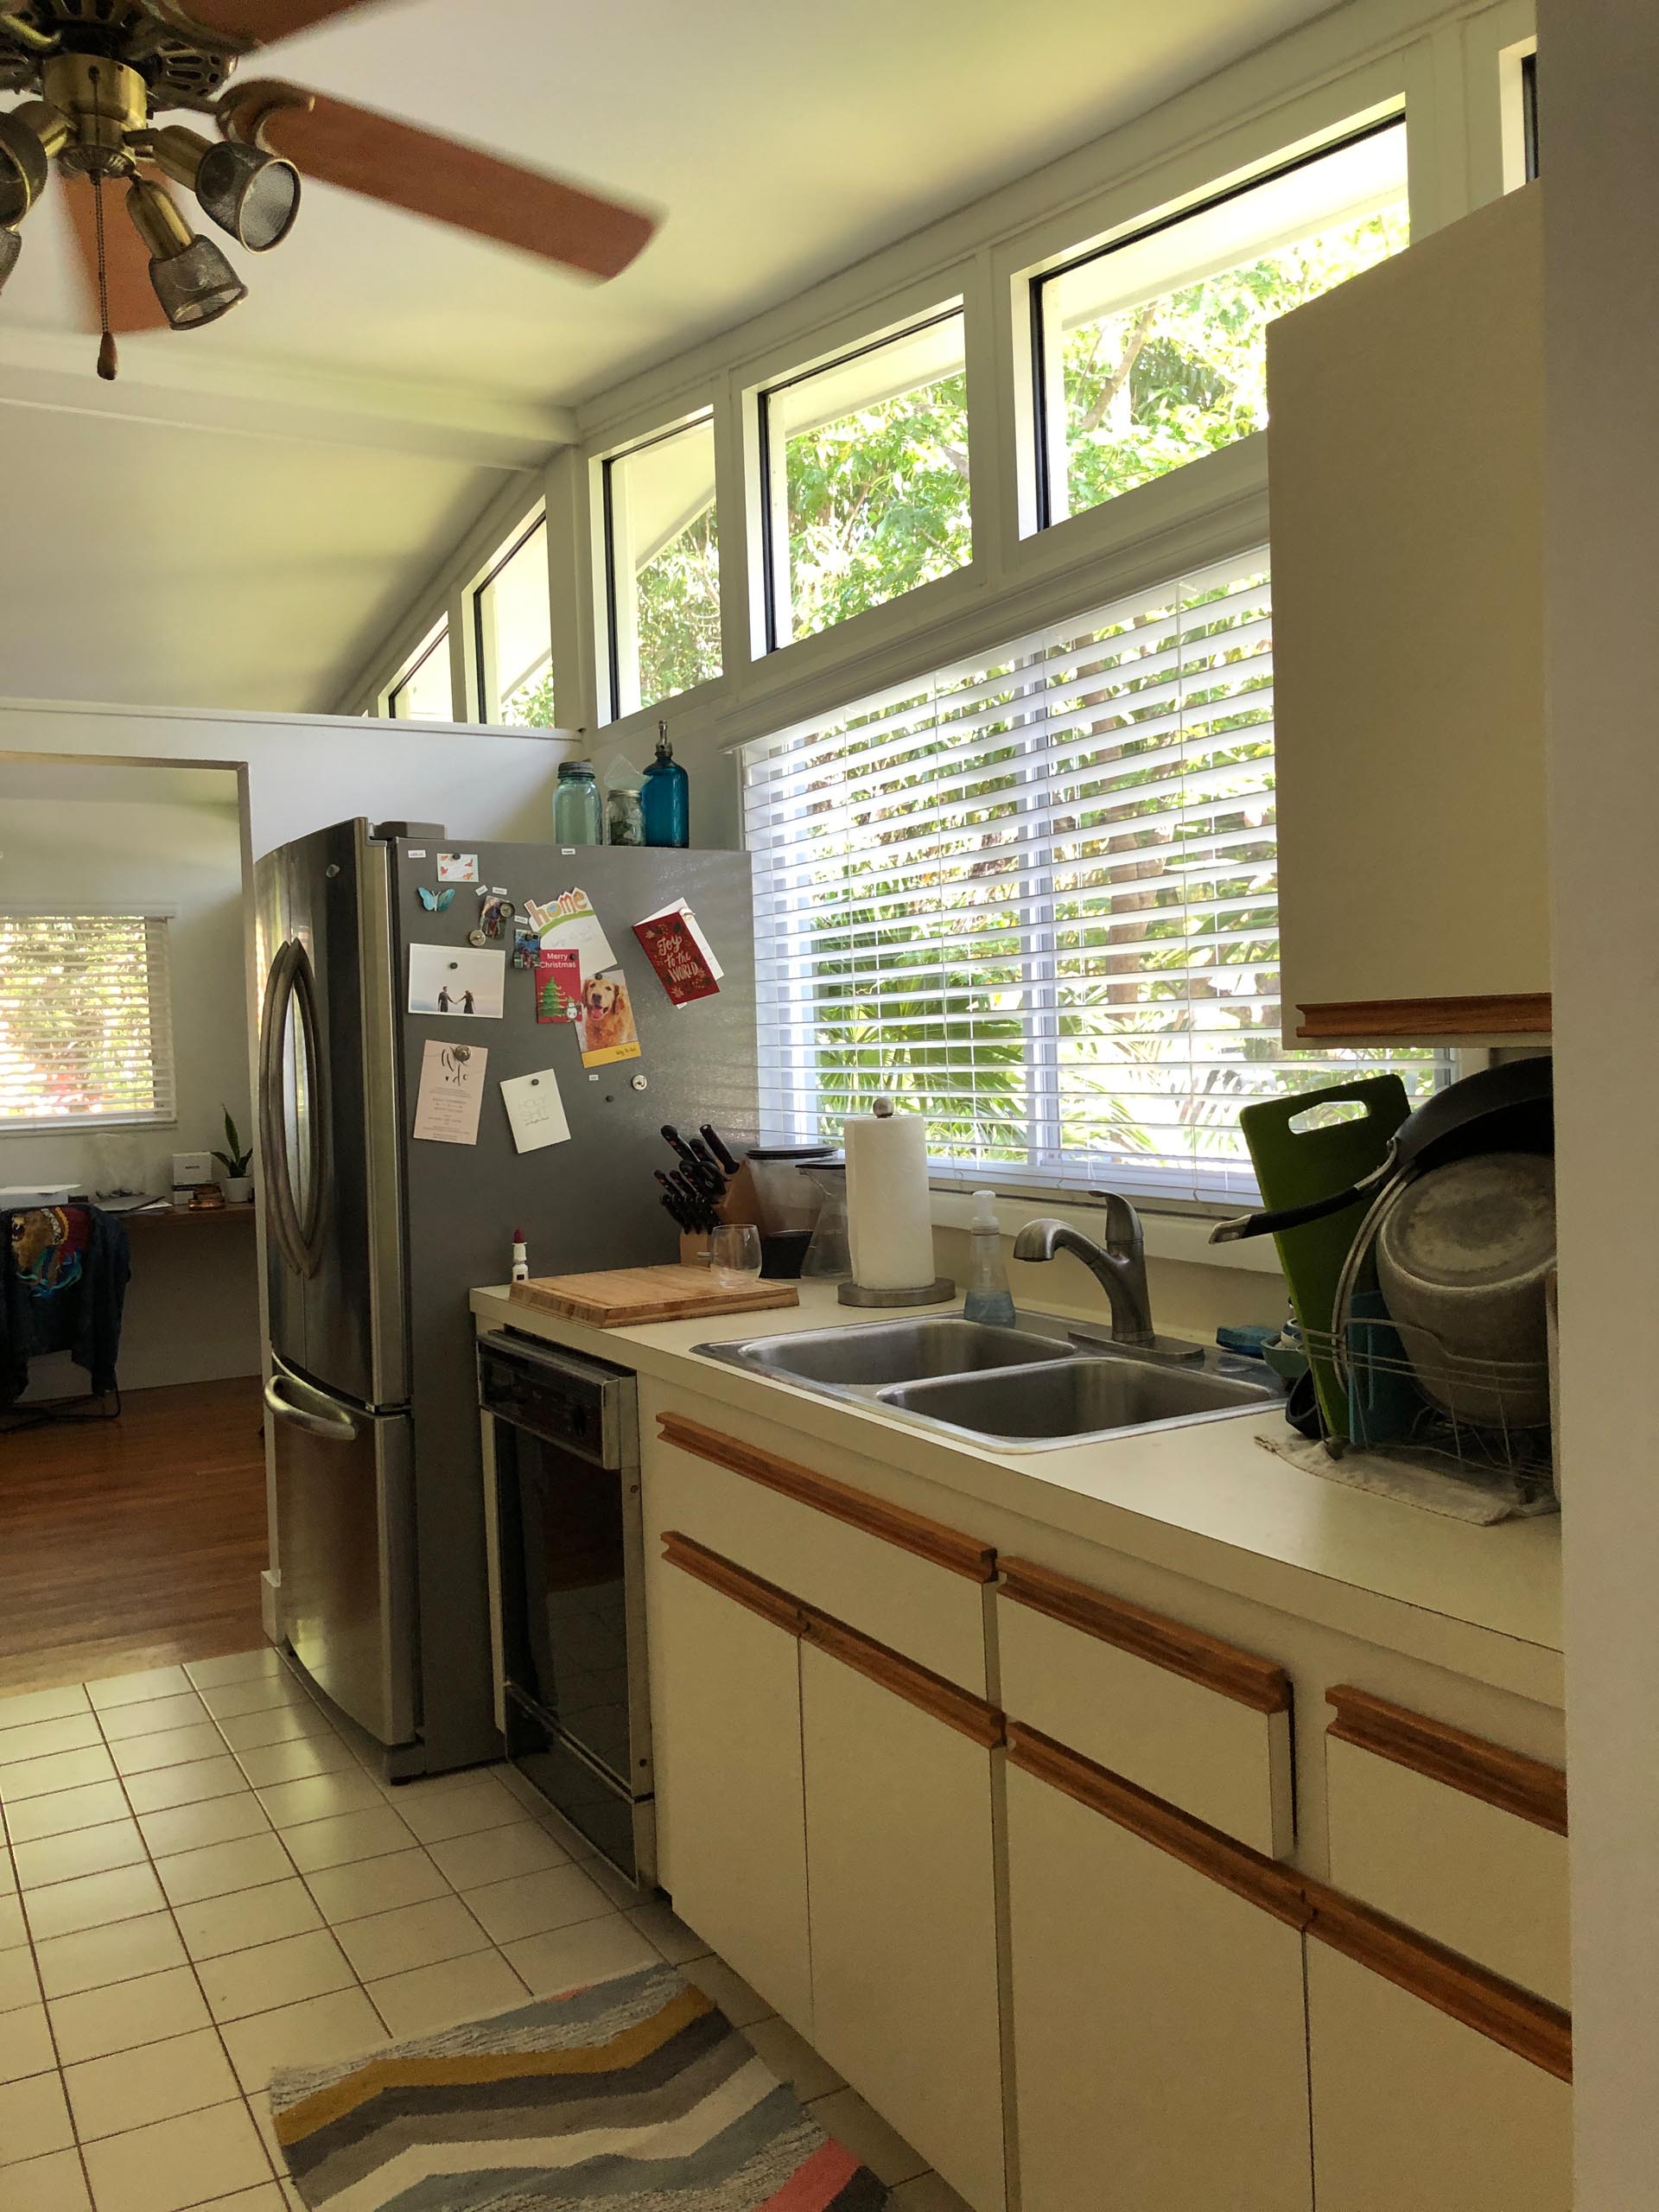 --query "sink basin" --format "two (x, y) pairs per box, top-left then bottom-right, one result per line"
(705, 1316), (1079, 1389)
(696, 1311), (1281, 1449)
(876, 1354), (1276, 1446)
